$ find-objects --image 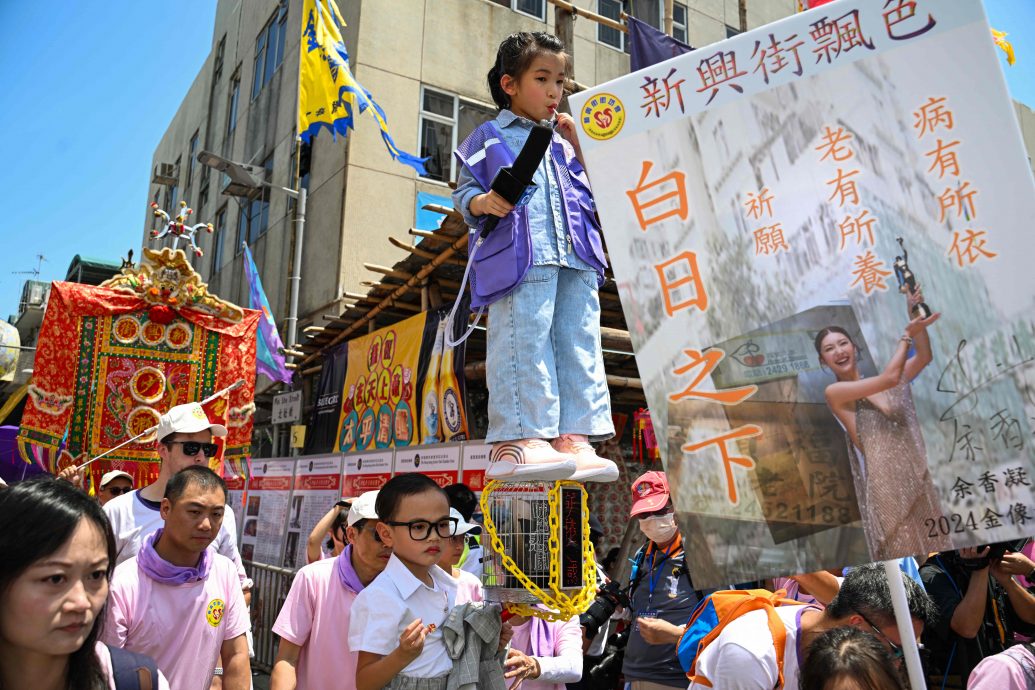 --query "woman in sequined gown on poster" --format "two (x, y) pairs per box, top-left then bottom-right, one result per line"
(815, 286), (951, 560)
